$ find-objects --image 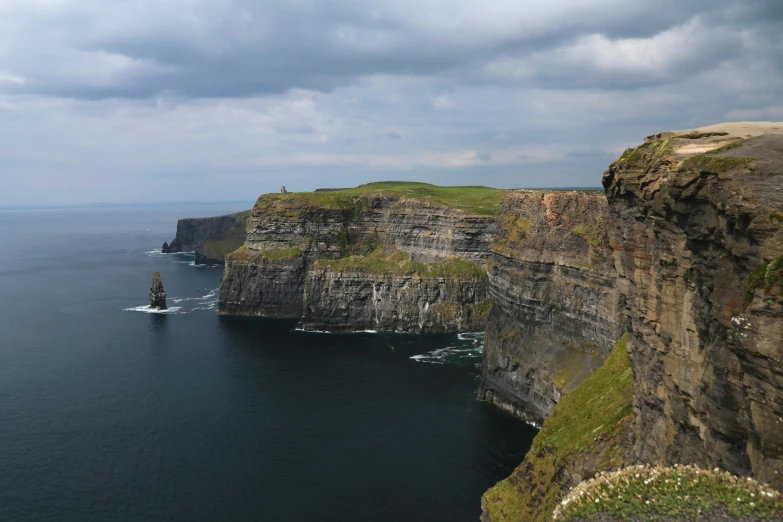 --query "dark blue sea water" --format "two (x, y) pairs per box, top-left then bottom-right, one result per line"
(0, 206), (536, 522)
